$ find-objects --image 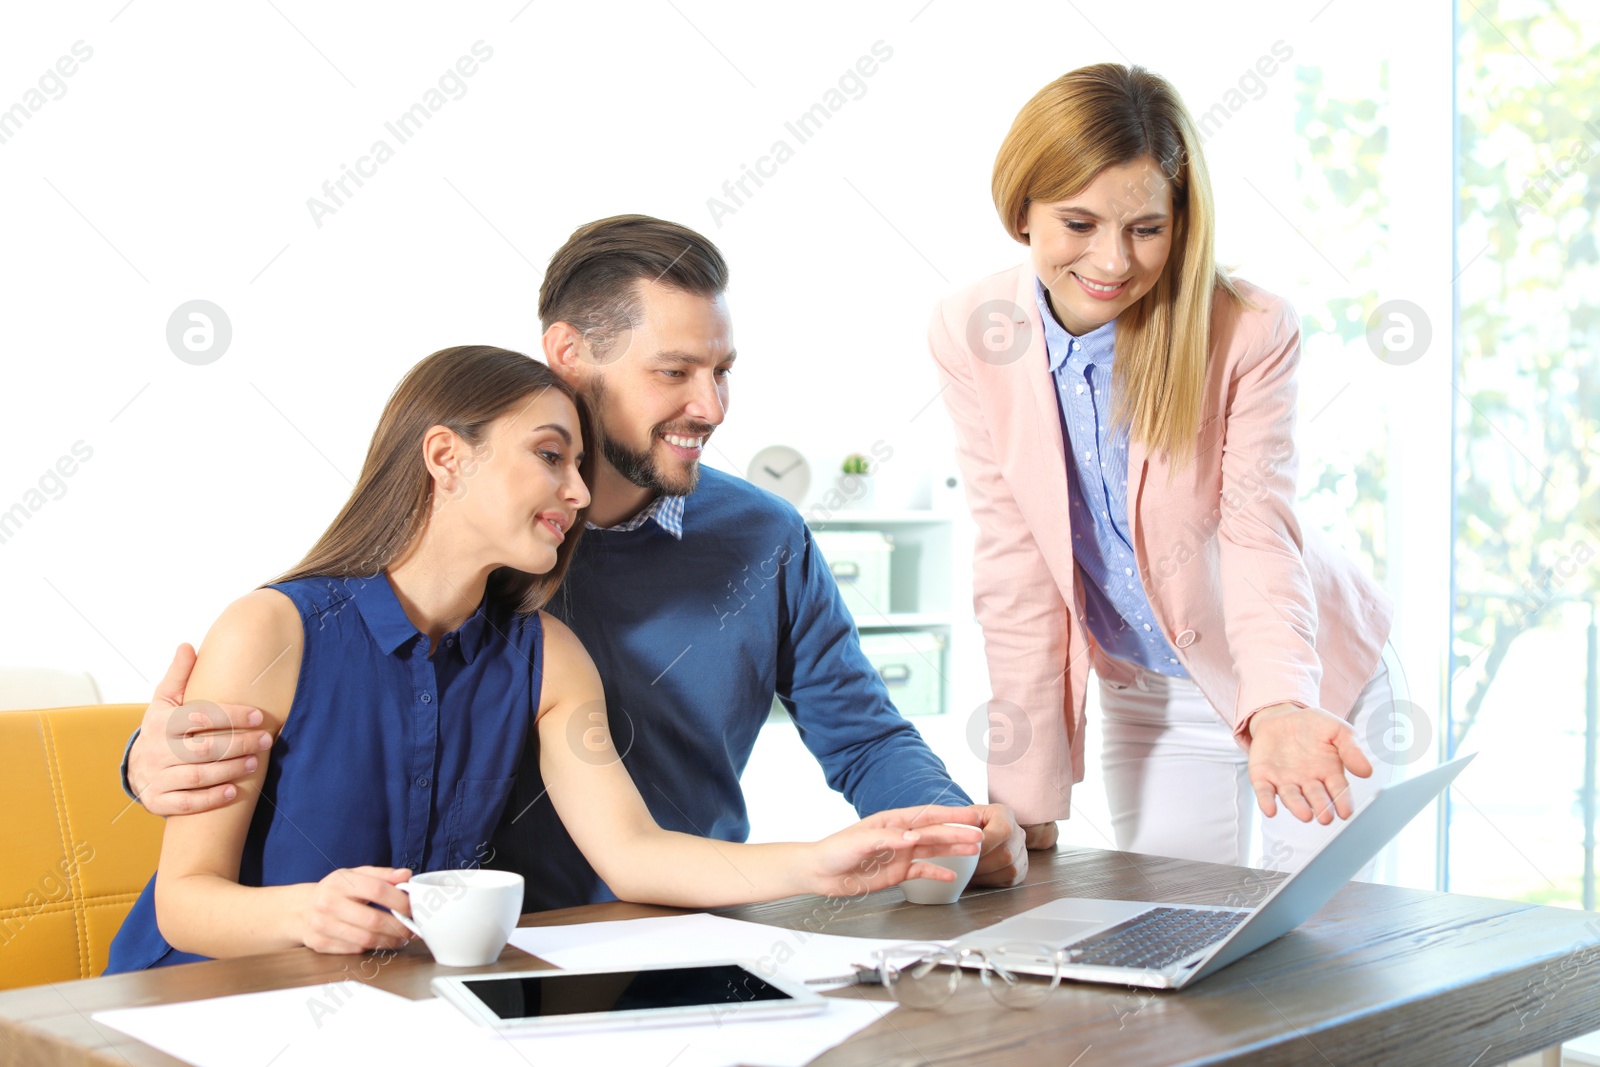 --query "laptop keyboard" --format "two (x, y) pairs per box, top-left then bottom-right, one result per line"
(1067, 907), (1249, 970)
